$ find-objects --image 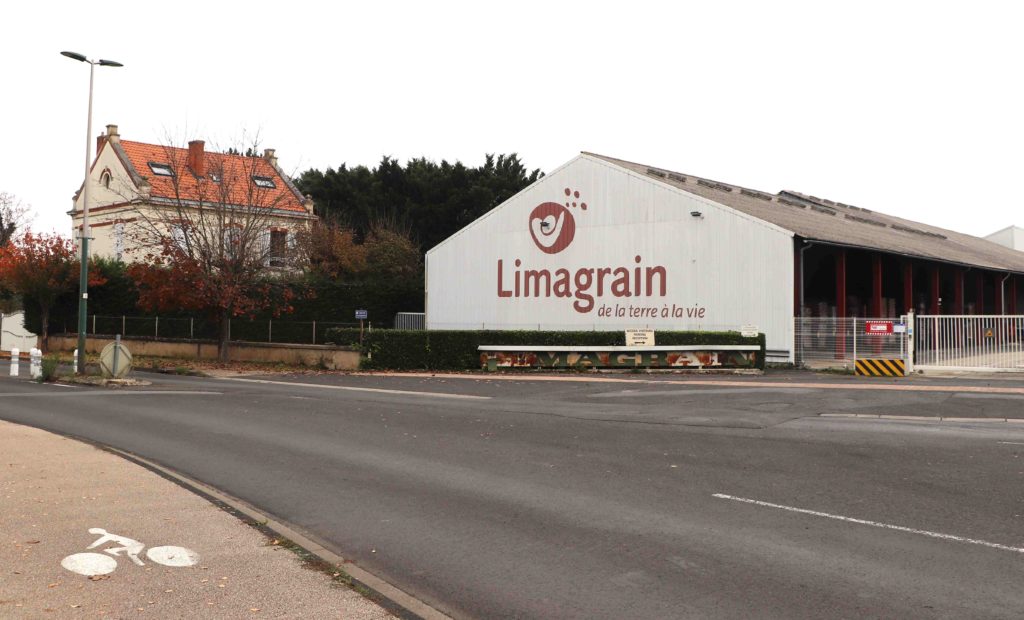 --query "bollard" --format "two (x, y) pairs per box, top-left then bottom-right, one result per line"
(29, 347), (42, 379)
(73, 349), (79, 369)
(9, 347), (19, 377)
